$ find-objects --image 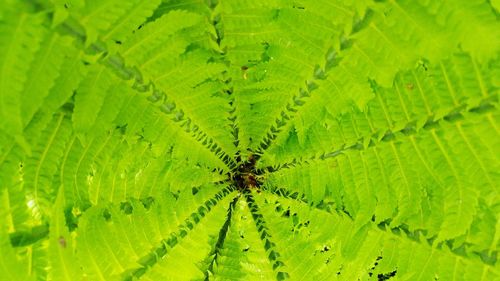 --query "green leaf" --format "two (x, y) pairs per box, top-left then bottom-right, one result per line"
(0, 0), (499, 280)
